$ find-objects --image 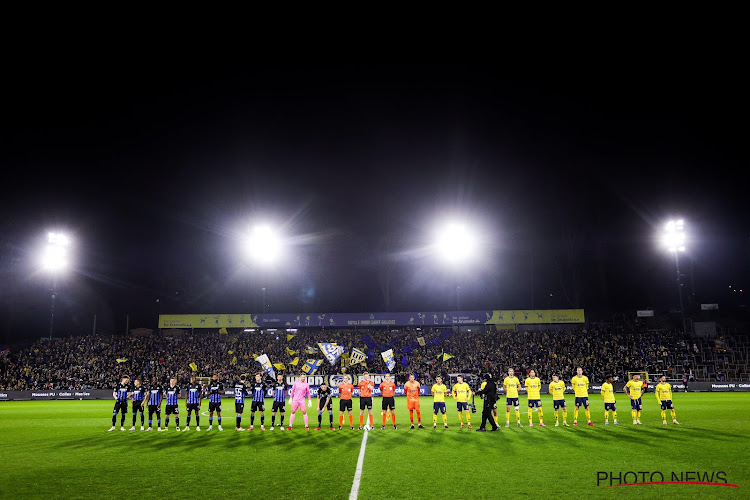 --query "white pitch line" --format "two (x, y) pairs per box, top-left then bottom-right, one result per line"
(349, 430), (369, 500)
